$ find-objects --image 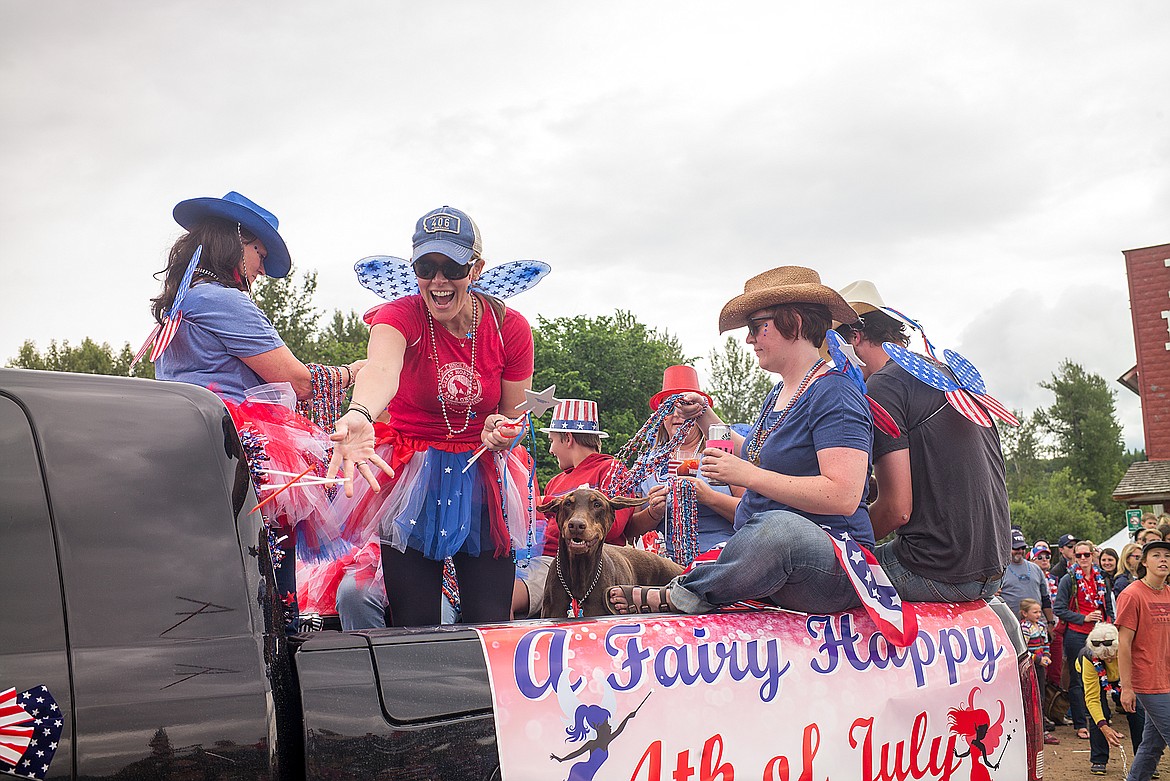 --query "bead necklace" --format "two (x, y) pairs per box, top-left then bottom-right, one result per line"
(1073, 564), (1110, 618)
(556, 548), (605, 618)
(666, 477), (700, 566)
(427, 295), (479, 438)
(192, 267), (224, 284)
(745, 359), (825, 464)
(297, 364), (346, 431)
